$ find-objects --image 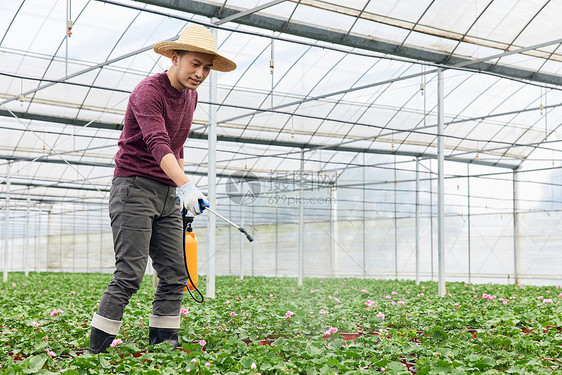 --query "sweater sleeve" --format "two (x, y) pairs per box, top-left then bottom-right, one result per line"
(129, 82), (174, 165)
